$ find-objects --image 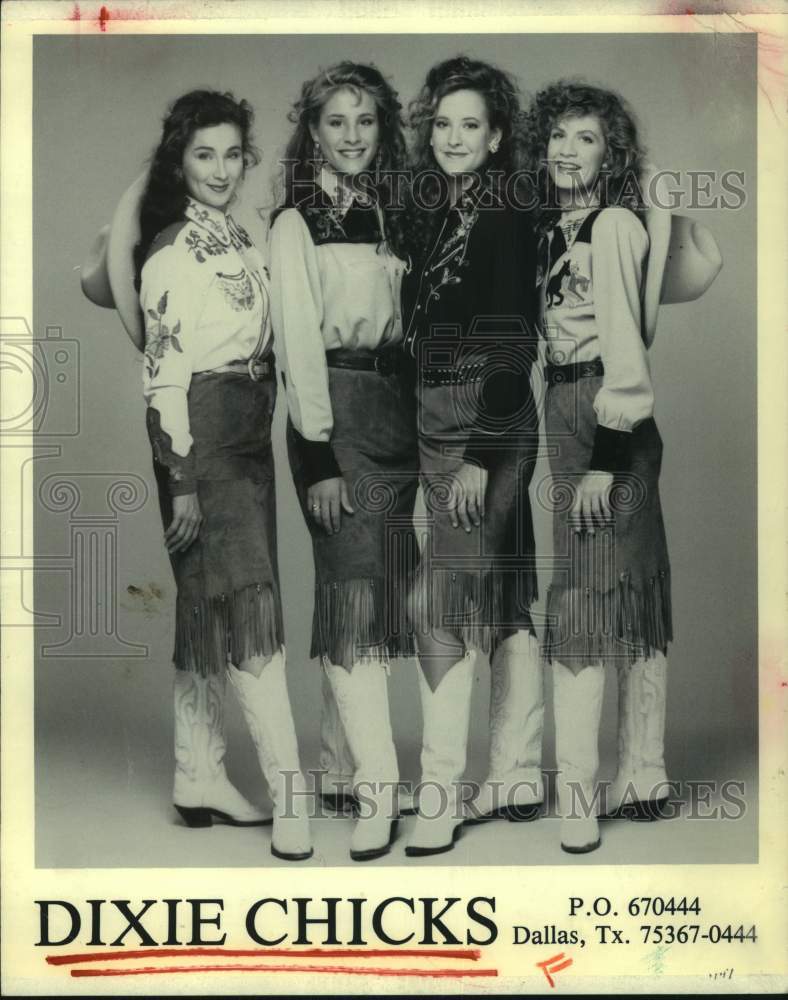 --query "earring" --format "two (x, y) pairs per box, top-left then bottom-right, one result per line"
(374, 148), (382, 184)
(489, 139), (500, 154)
